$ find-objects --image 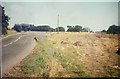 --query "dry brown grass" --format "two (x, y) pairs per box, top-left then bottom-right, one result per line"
(47, 32), (120, 77)
(7, 30), (16, 35)
(4, 32), (120, 78)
